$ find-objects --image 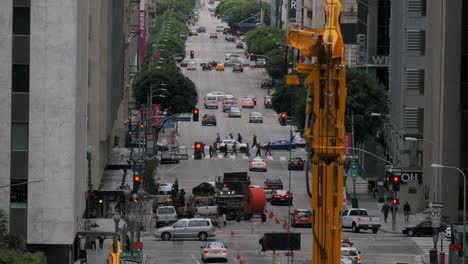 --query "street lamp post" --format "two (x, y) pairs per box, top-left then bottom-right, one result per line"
(432, 163), (466, 264)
